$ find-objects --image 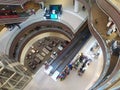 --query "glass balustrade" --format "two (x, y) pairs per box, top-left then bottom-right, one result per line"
(0, 55), (32, 90)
